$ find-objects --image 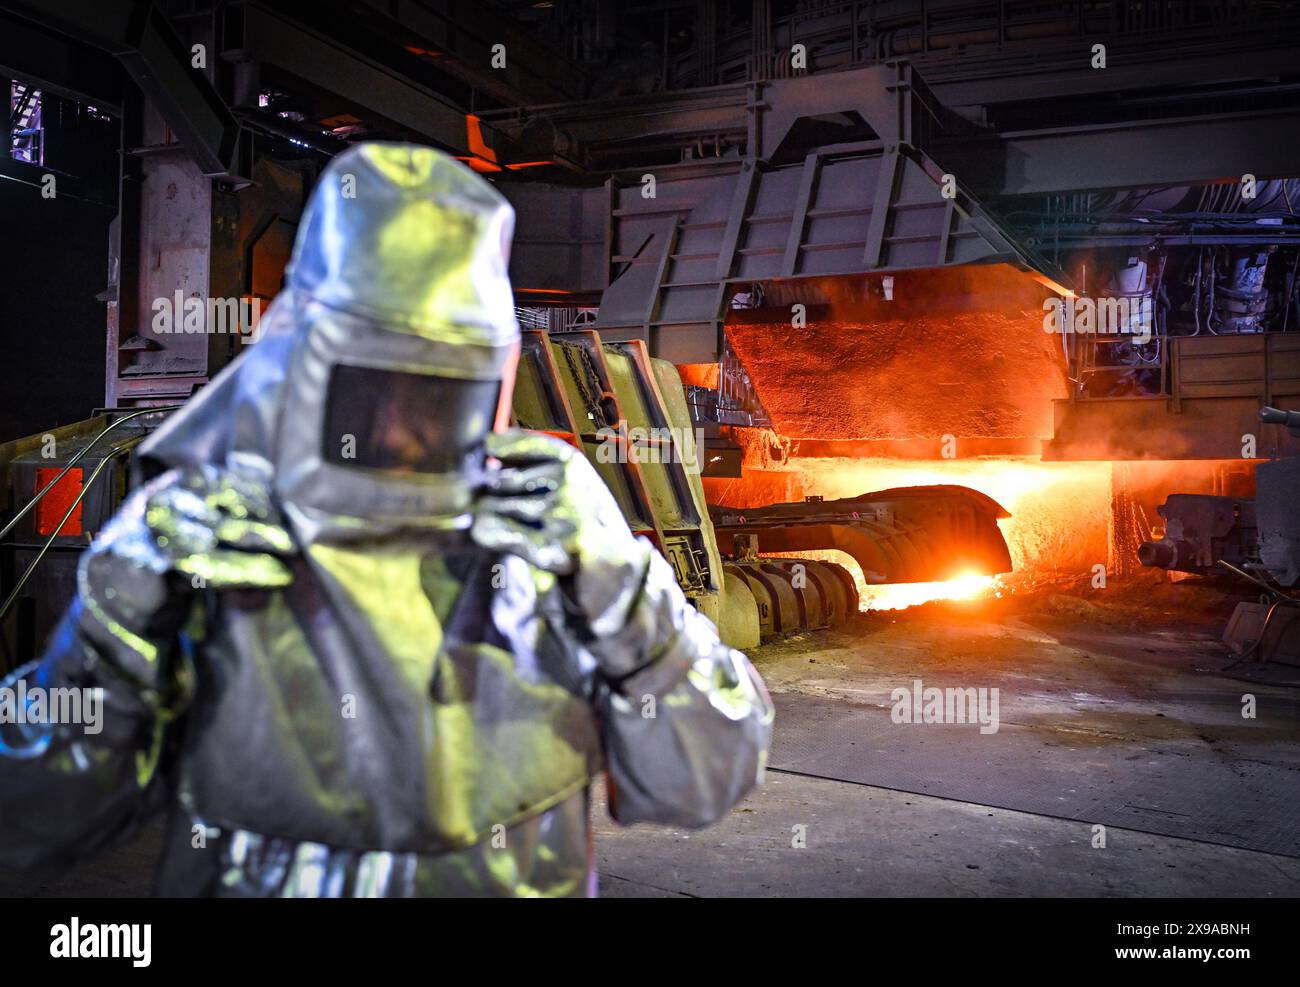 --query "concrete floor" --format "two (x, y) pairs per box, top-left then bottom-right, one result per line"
(595, 575), (1300, 896)
(594, 773), (1300, 897)
(4, 574), (1298, 897)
